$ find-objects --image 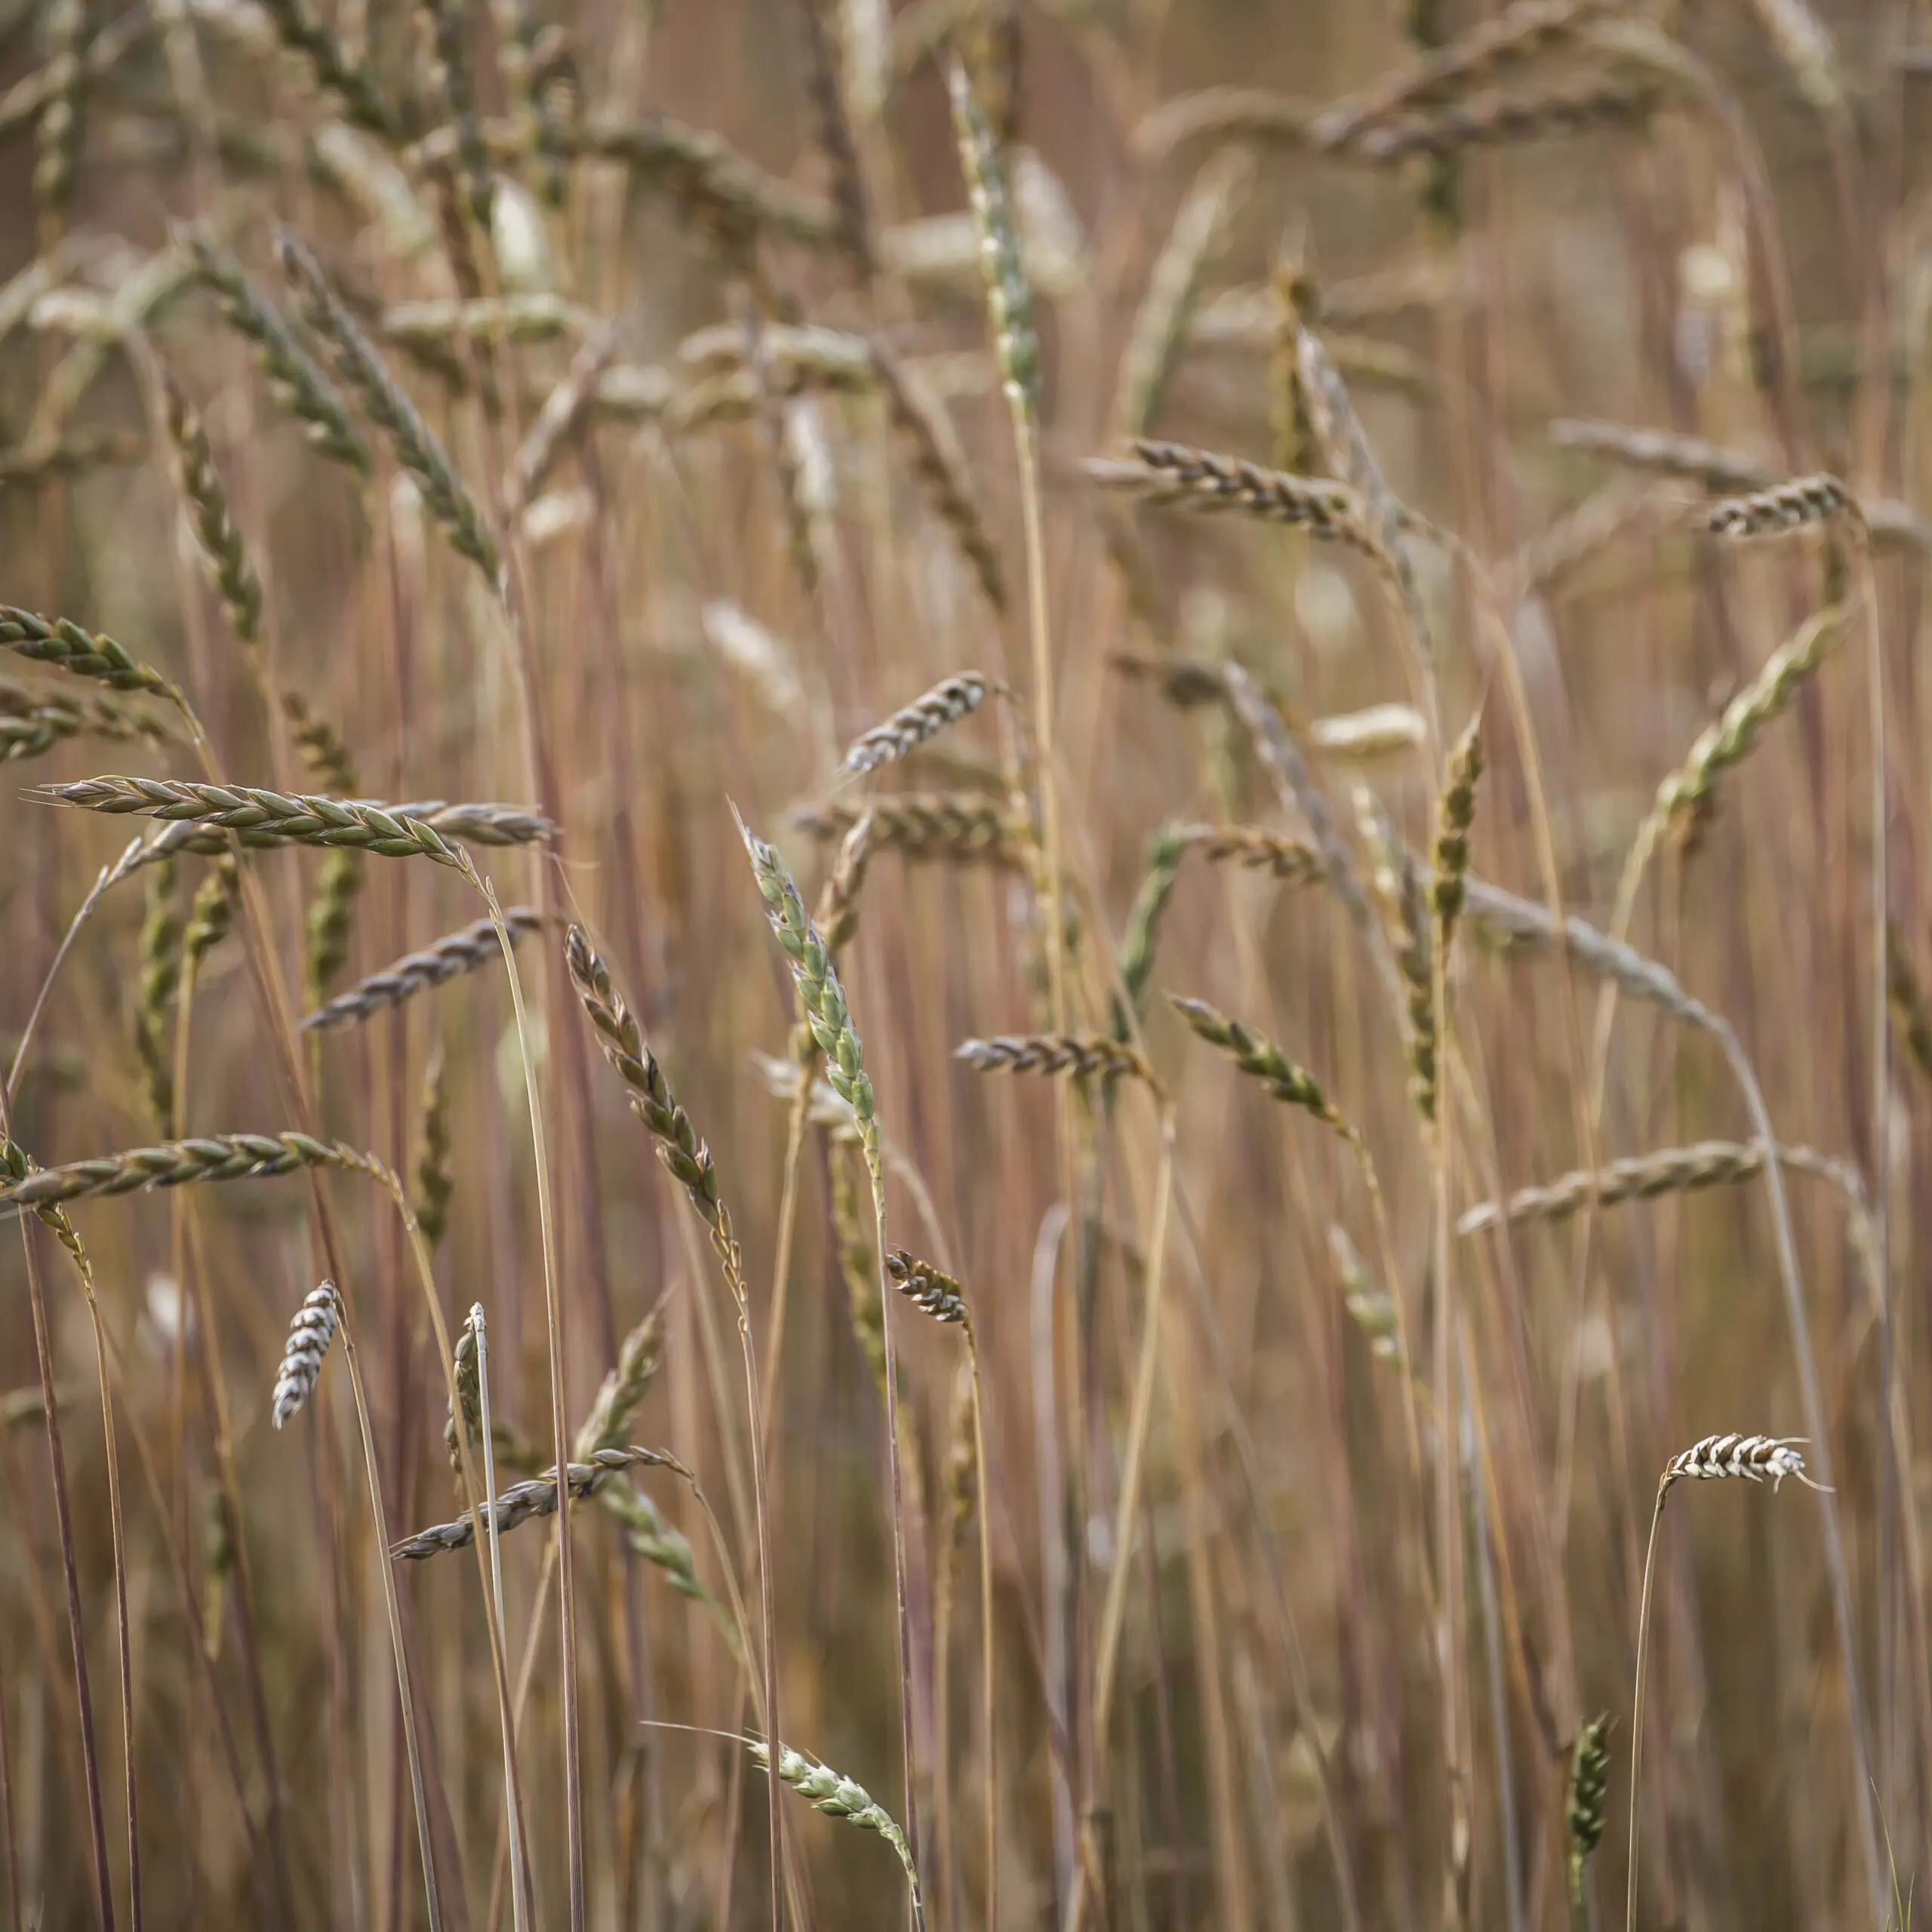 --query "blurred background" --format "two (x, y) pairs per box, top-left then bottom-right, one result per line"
(0, 0), (1928, 1927)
